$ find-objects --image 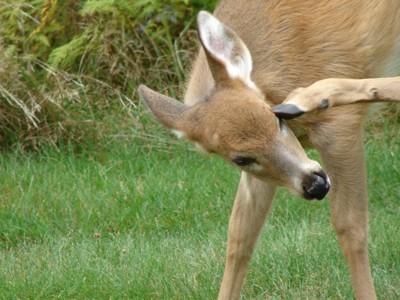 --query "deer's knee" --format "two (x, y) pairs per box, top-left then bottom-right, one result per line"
(333, 221), (369, 255)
